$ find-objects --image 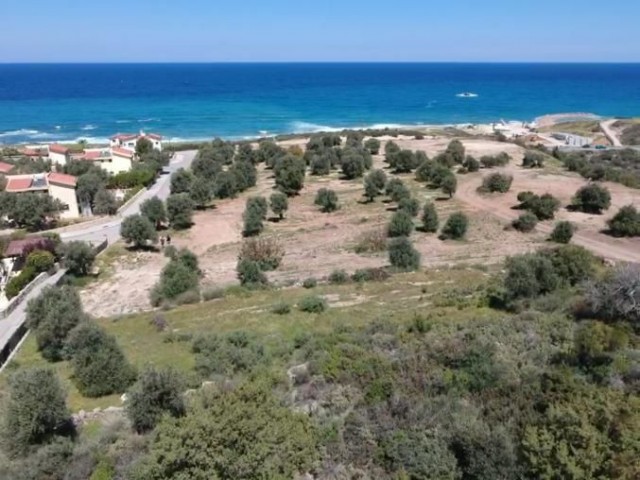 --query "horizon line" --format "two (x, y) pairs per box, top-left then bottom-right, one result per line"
(1, 61), (640, 65)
